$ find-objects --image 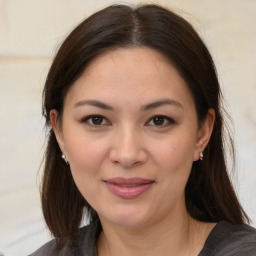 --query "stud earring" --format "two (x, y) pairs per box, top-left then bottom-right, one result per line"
(200, 152), (204, 161)
(61, 153), (69, 165)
